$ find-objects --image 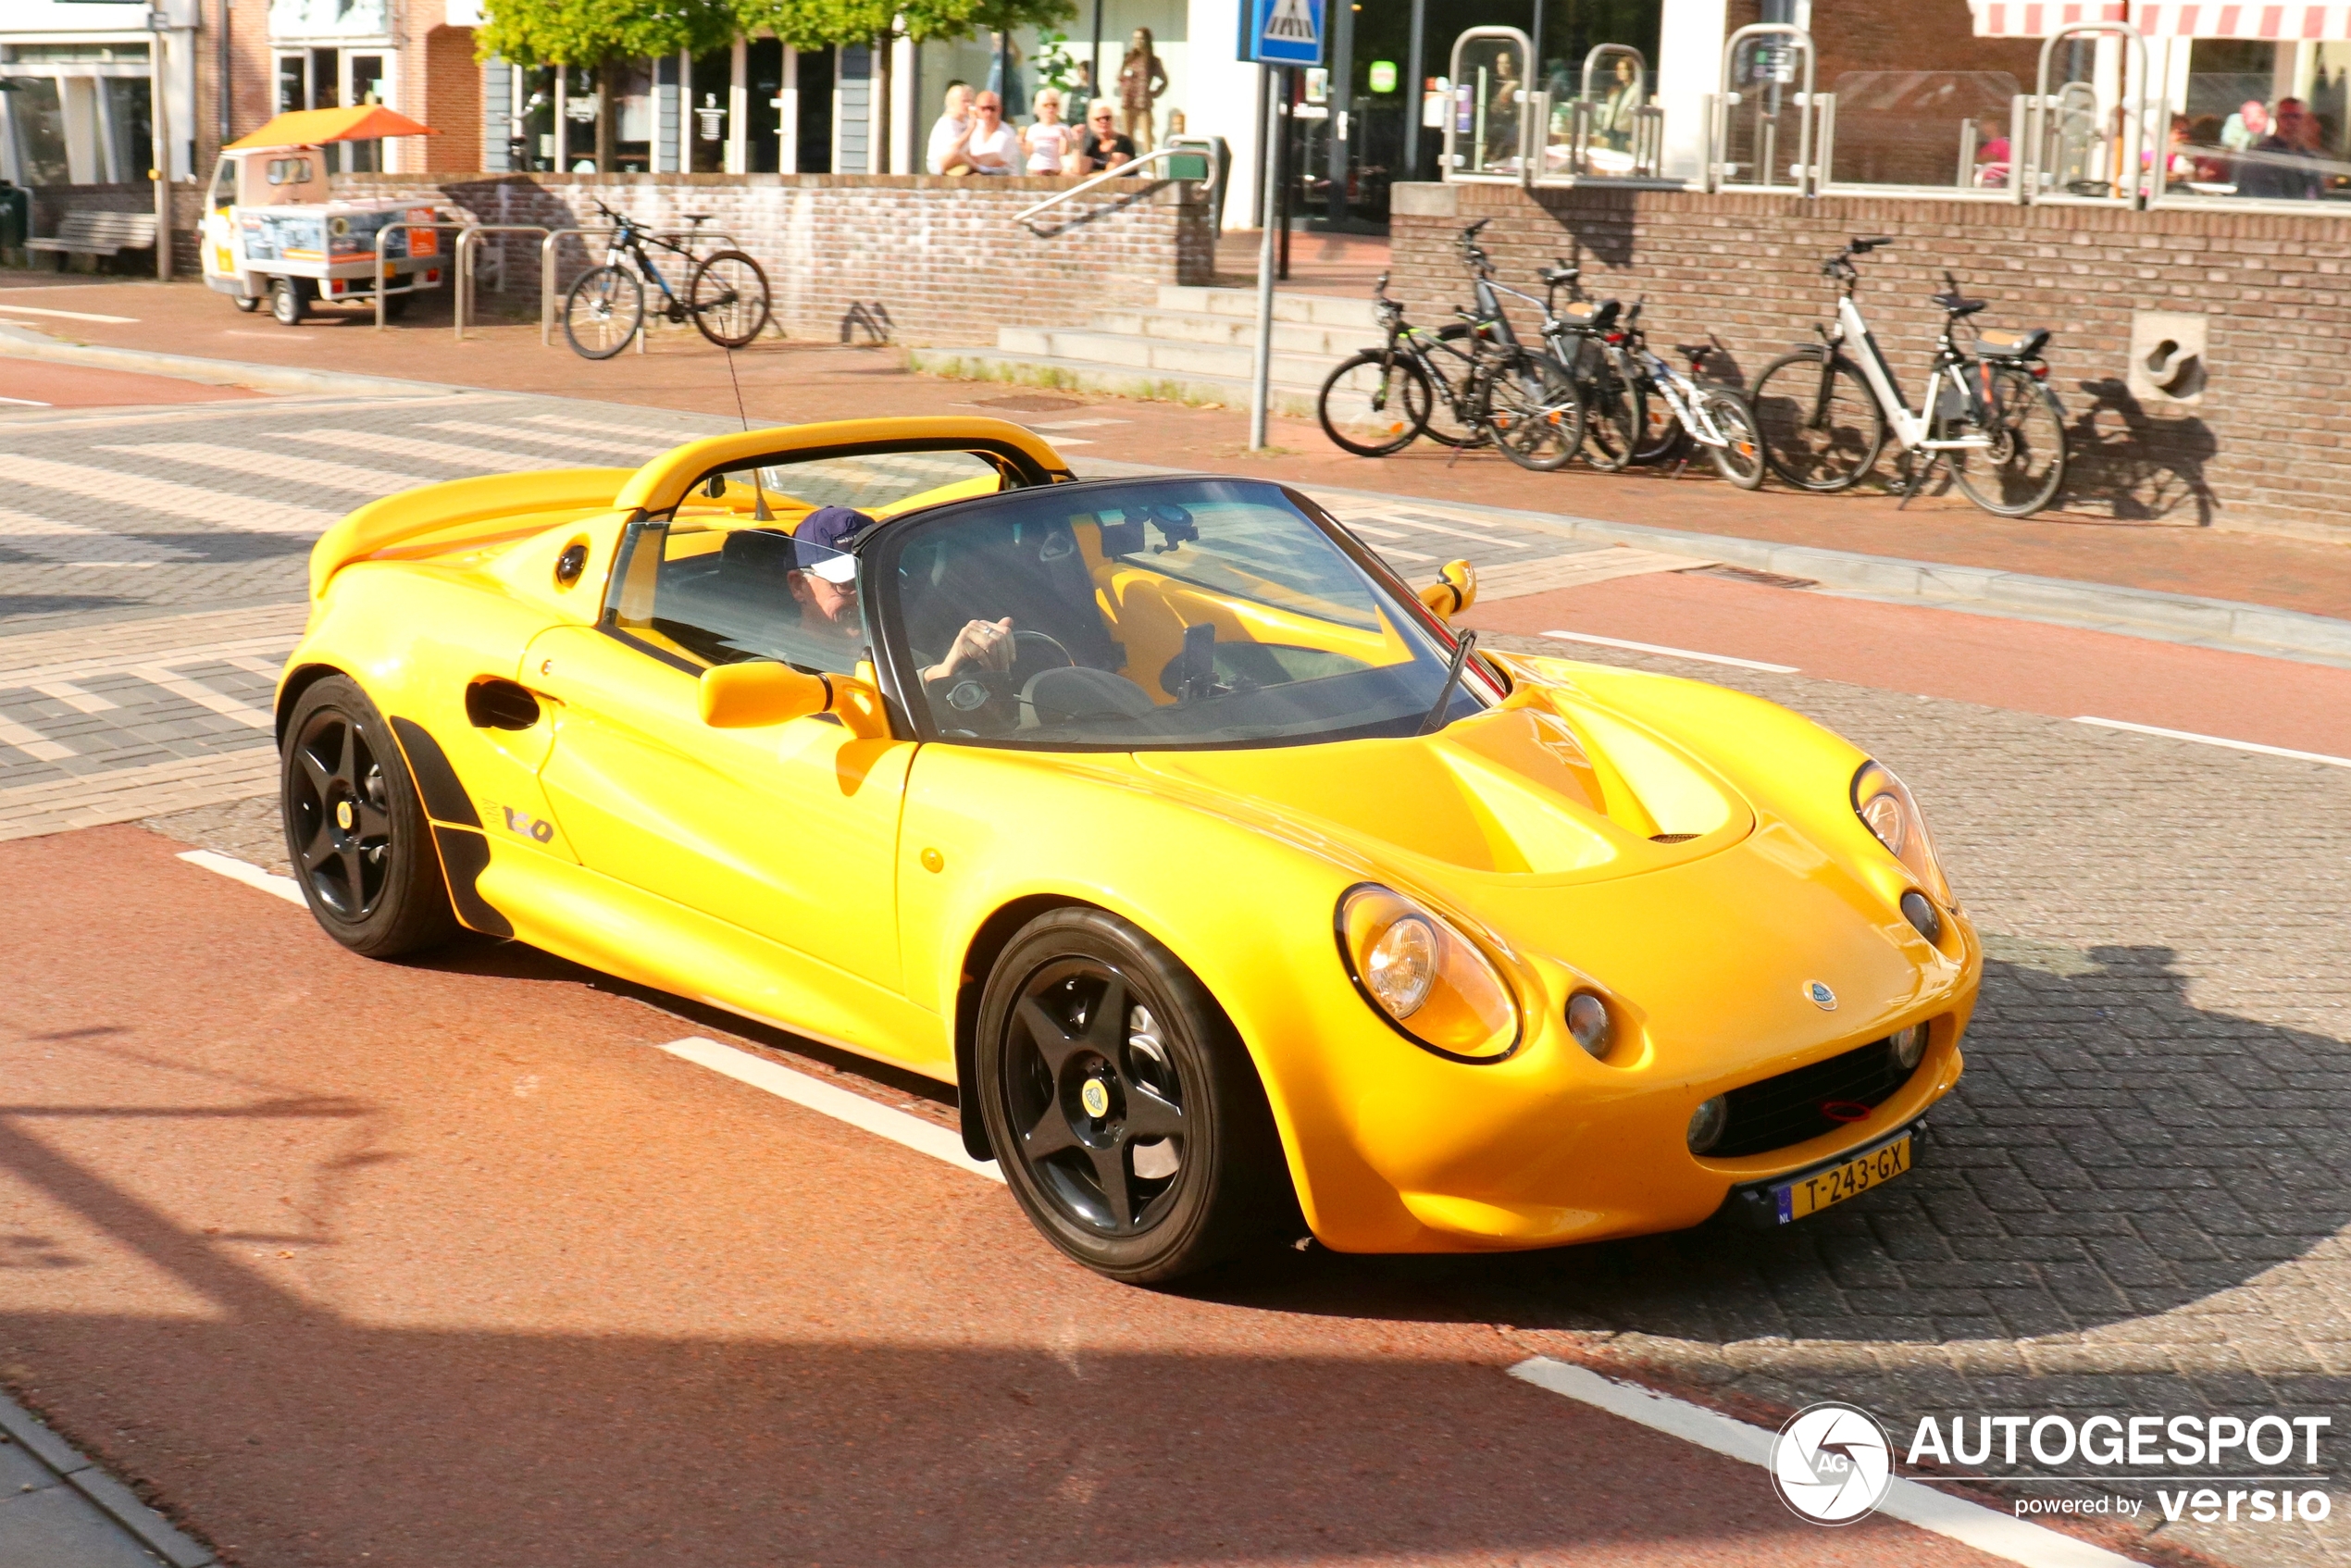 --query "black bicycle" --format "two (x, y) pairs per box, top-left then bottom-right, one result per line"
(562, 199), (773, 360)
(1520, 260), (1644, 472)
(1751, 238), (2065, 516)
